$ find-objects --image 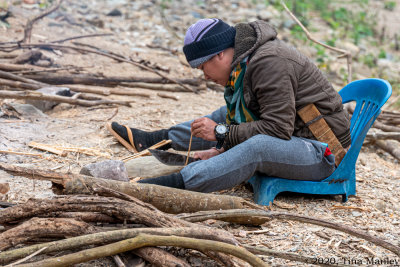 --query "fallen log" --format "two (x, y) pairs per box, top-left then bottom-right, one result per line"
(46, 212), (116, 223)
(0, 63), (46, 72)
(0, 218), (96, 251)
(366, 132), (400, 141)
(0, 195), (188, 227)
(375, 140), (400, 160)
(0, 70), (45, 85)
(16, 234), (267, 267)
(0, 163), (255, 214)
(4, 43), (195, 92)
(0, 90), (132, 107)
(0, 78), (41, 90)
(373, 120), (400, 132)
(0, 227), (237, 265)
(24, 73), (201, 86)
